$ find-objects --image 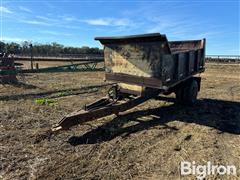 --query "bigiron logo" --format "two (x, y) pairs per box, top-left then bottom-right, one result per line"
(180, 161), (237, 179)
